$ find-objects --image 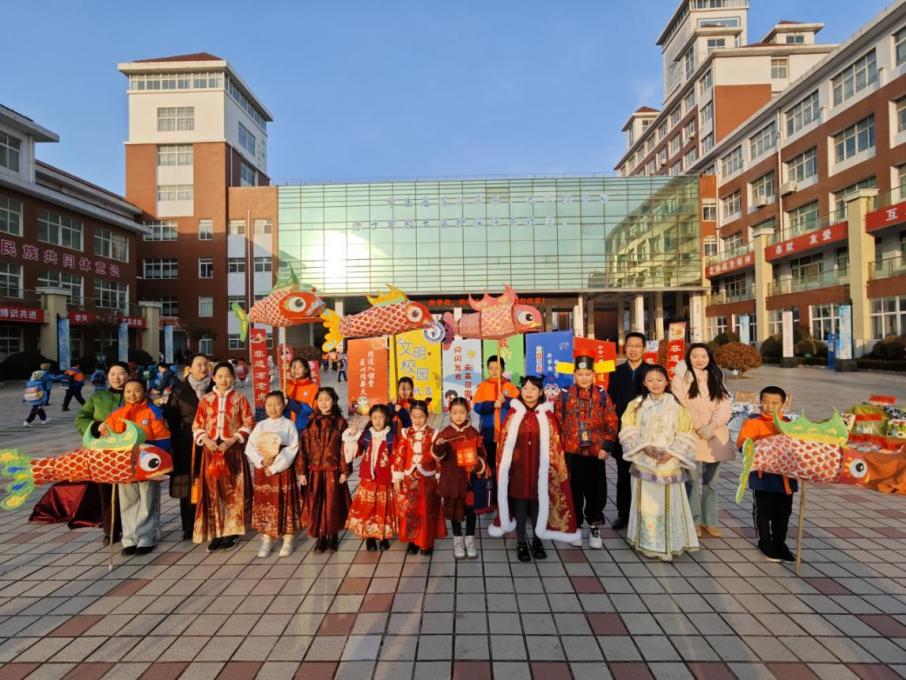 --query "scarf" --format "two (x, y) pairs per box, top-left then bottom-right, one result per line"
(188, 375), (212, 401)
